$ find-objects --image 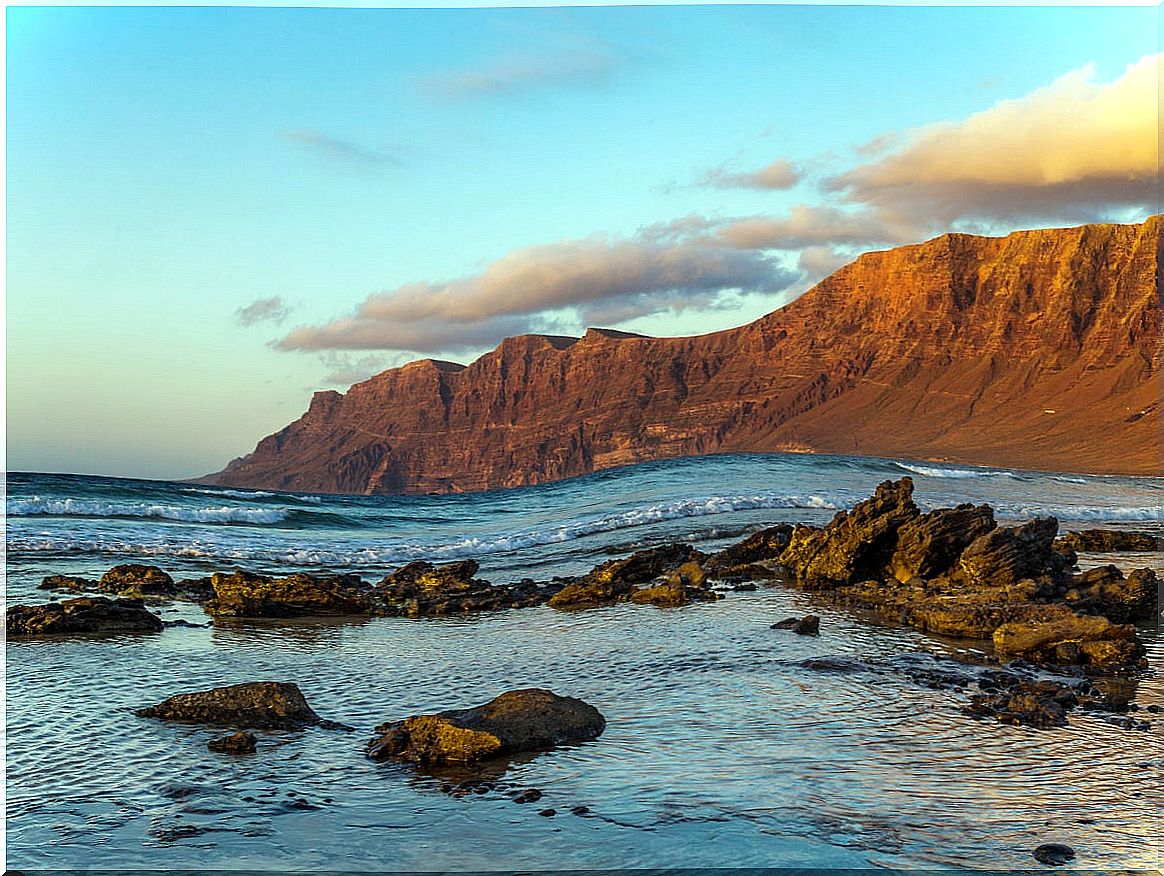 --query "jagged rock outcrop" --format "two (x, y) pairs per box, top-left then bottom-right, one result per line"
(203, 571), (373, 617)
(366, 688), (605, 764)
(702, 524), (793, 581)
(204, 217), (1161, 495)
(7, 597), (165, 636)
(547, 543), (705, 610)
(375, 560), (562, 616)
